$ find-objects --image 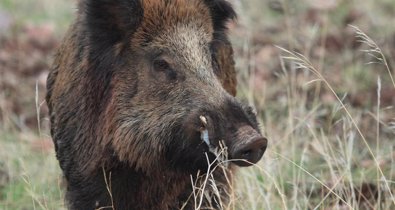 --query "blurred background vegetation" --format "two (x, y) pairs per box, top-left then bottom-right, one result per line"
(0, 0), (394, 209)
